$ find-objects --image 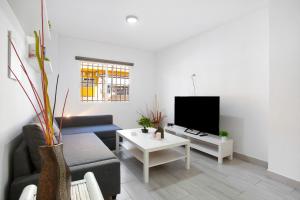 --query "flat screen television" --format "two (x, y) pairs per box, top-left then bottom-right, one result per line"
(174, 96), (220, 135)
